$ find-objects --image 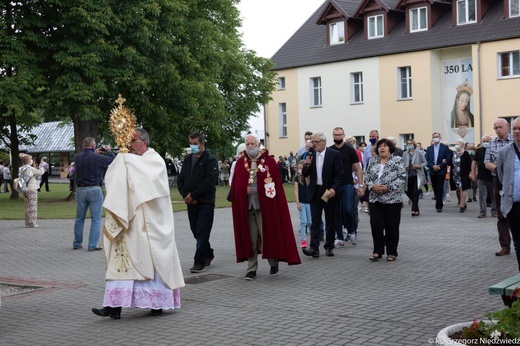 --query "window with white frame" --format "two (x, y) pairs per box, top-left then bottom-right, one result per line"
(410, 7), (427, 32)
(329, 21), (345, 45)
(277, 77), (286, 90)
(457, 0), (476, 25)
(279, 103), (287, 137)
(511, 0), (520, 17)
(350, 72), (364, 104)
(368, 15), (384, 39)
(398, 66), (412, 99)
(310, 77), (322, 107)
(498, 51), (520, 78)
